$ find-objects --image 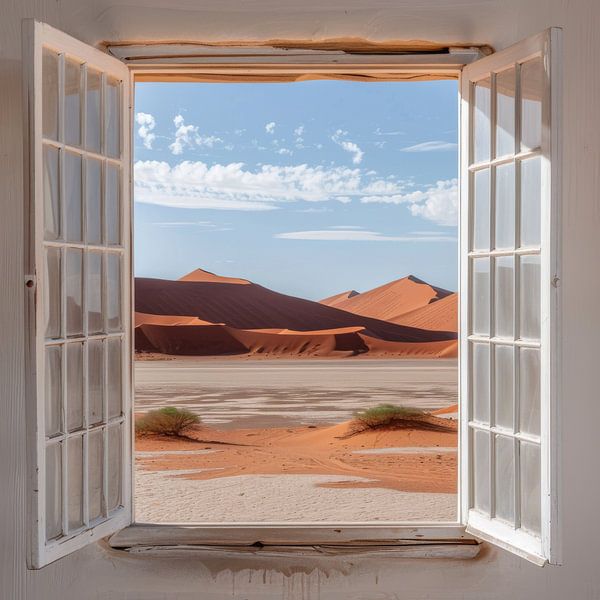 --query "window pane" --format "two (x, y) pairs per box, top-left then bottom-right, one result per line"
(64, 152), (83, 243)
(520, 254), (541, 341)
(473, 169), (490, 251)
(66, 342), (84, 432)
(472, 258), (490, 336)
(106, 253), (122, 332)
(519, 348), (540, 437)
(494, 256), (514, 338)
(86, 68), (102, 153)
(495, 162), (515, 250)
(472, 342), (490, 424)
(494, 345), (514, 430)
(67, 435), (84, 531)
(45, 442), (62, 541)
(43, 145), (60, 241)
(88, 339), (104, 425)
(107, 337), (122, 419)
(495, 434), (515, 525)
(473, 429), (490, 515)
(87, 251), (103, 335)
(45, 345), (62, 437)
(520, 57), (544, 152)
(105, 163), (120, 245)
(64, 59), (82, 147)
(105, 77), (120, 158)
(520, 441), (541, 535)
(520, 157), (542, 247)
(88, 430), (104, 522)
(86, 158), (102, 245)
(66, 248), (83, 337)
(107, 424), (122, 512)
(496, 67), (516, 157)
(44, 247), (61, 339)
(42, 48), (59, 141)
(473, 78), (491, 163)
